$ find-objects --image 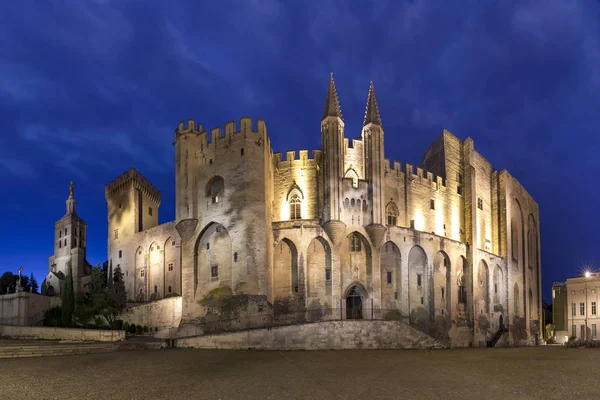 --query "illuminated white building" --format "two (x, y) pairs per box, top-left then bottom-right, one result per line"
(105, 75), (542, 347)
